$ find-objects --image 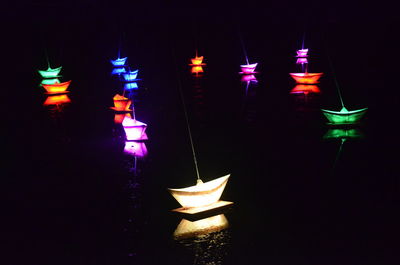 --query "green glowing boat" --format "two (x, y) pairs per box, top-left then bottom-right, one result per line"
(38, 66), (62, 79)
(323, 128), (364, 140)
(321, 106), (368, 126)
